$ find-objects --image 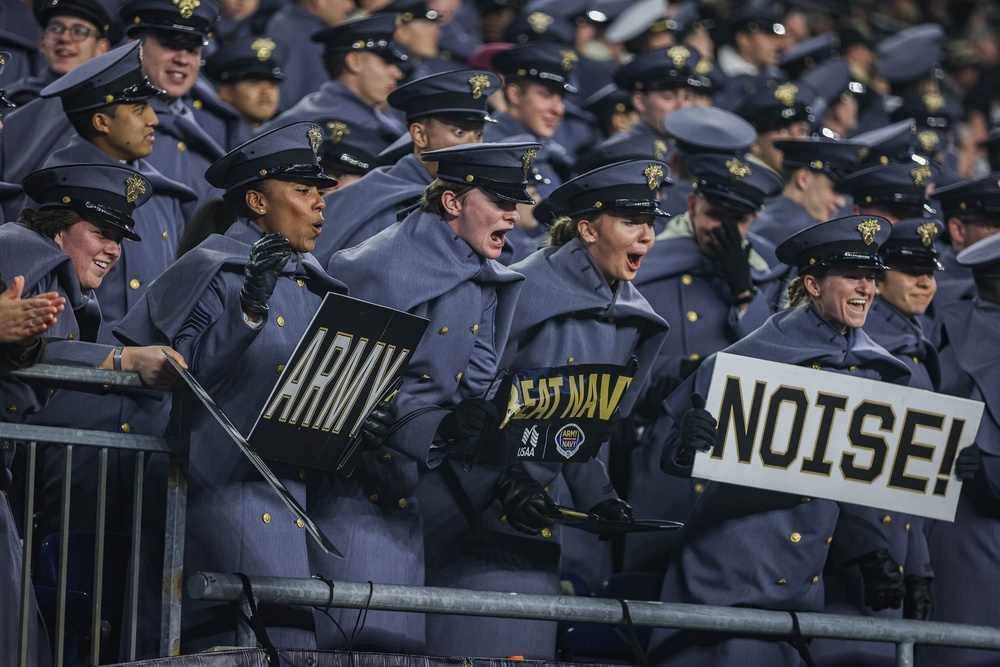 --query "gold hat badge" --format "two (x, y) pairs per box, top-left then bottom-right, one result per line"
(522, 148), (538, 175)
(916, 222), (939, 247)
(653, 139), (668, 160)
(774, 83), (798, 108)
(645, 164), (663, 190)
(857, 218), (881, 245)
(917, 130), (939, 154)
(923, 92), (945, 114)
(251, 38), (275, 62)
(667, 45), (690, 68)
(125, 175), (146, 204)
(911, 164), (932, 186)
(726, 158), (751, 180)
(527, 12), (553, 33)
(695, 59), (713, 76)
(307, 126), (323, 154)
(468, 74), (491, 100)
(560, 50), (578, 71)
(173, 0), (200, 20)
(327, 121), (349, 143)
